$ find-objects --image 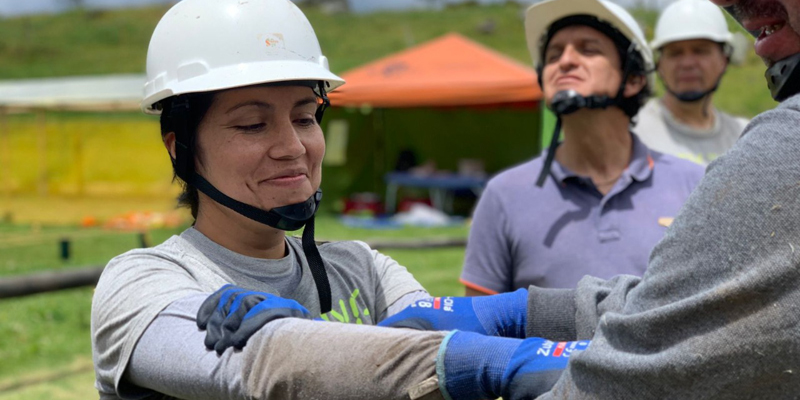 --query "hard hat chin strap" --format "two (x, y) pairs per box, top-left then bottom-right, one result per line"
(168, 84), (334, 313)
(766, 53), (800, 102)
